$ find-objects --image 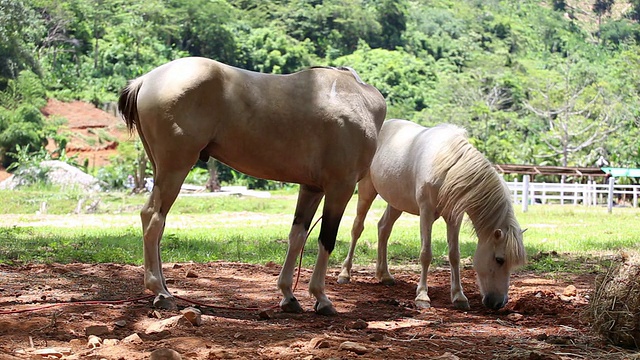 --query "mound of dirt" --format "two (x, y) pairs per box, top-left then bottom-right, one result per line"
(42, 99), (134, 168)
